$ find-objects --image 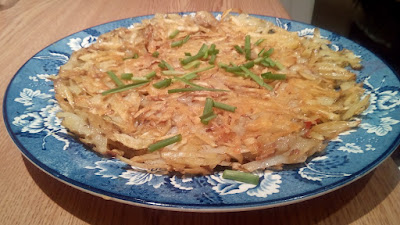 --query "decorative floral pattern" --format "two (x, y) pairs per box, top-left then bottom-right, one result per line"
(4, 13), (400, 210)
